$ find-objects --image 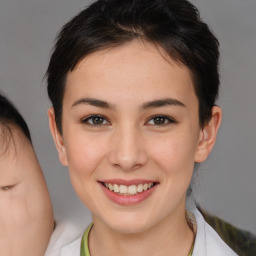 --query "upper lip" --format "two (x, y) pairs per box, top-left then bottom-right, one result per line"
(99, 179), (158, 186)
